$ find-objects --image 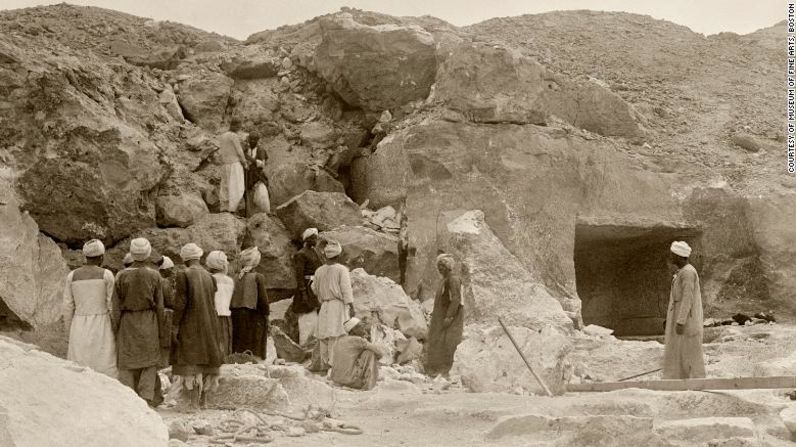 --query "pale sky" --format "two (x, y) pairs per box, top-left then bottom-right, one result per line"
(2, 0), (784, 40)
